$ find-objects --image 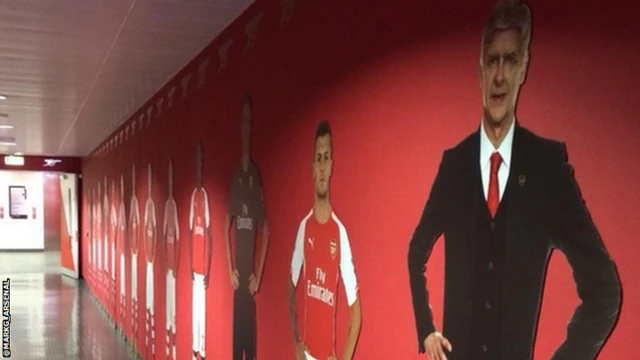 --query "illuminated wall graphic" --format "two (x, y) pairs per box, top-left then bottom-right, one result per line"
(79, 0), (638, 359)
